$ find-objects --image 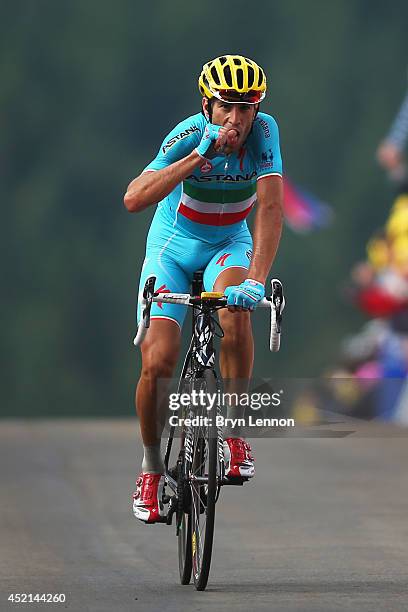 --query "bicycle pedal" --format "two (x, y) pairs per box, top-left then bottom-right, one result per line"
(140, 516), (168, 524)
(222, 476), (249, 486)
